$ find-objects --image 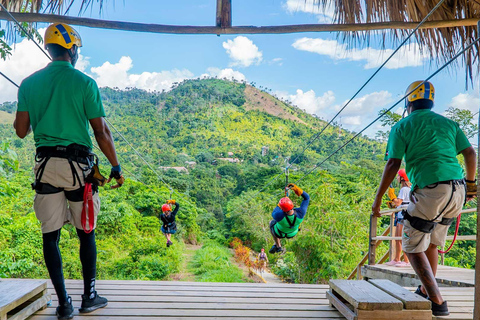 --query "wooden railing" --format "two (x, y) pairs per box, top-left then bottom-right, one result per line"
(348, 207), (477, 280)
